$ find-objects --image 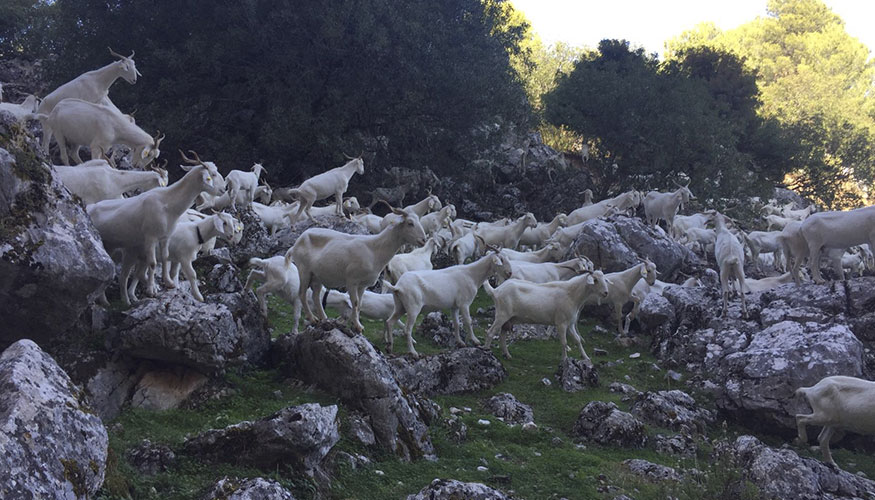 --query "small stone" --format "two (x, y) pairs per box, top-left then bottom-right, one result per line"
(575, 444), (587, 450)
(857, 471), (868, 478)
(375, 470), (385, 476)
(629, 352), (641, 359)
(463, 407), (472, 413)
(650, 363), (660, 371)
(273, 390), (283, 399)
(666, 370), (682, 382)
(522, 422), (538, 432)
(551, 437), (563, 446)
(624, 375), (631, 381)
(477, 466), (488, 472)
(479, 458), (489, 466)
(541, 377), (552, 386)
(477, 419), (491, 426)
(594, 348), (608, 356)
(450, 407), (462, 415)
(533, 451), (542, 457)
